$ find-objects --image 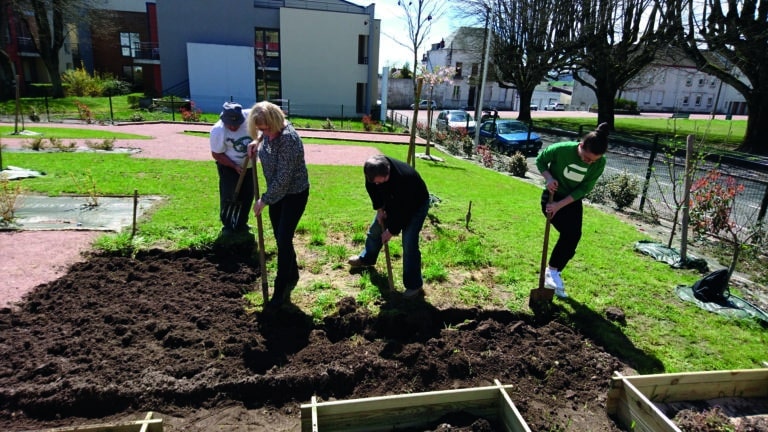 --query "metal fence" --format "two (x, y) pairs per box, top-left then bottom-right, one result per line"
(538, 126), (768, 239)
